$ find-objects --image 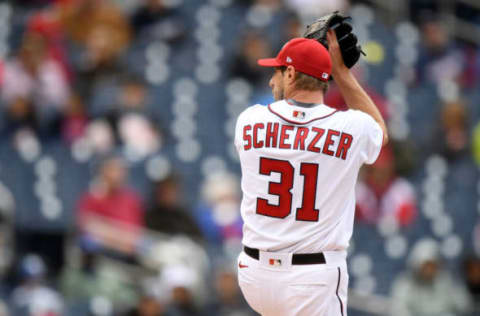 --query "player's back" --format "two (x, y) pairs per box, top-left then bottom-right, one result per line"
(235, 100), (383, 253)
